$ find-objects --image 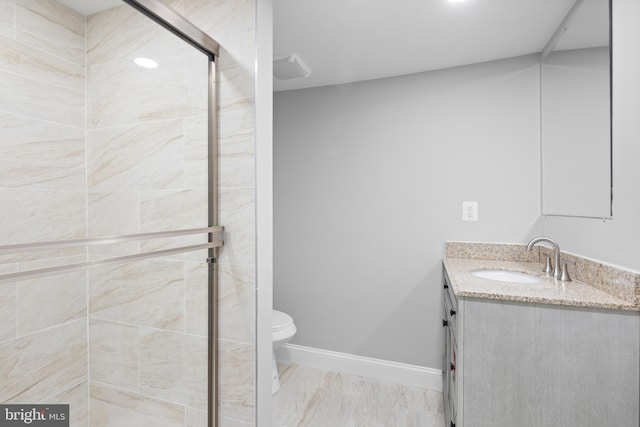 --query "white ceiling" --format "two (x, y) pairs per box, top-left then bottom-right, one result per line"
(555, 0), (609, 50)
(56, 0), (607, 91)
(273, 0), (607, 92)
